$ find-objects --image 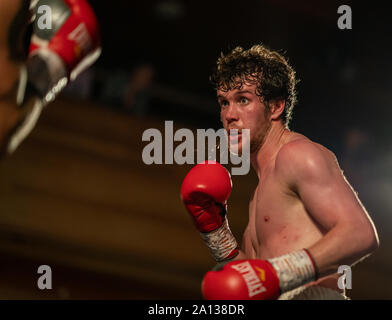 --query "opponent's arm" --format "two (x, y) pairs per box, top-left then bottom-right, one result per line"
(0, 0), (30, 152)
(0, 0), (101, 156)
